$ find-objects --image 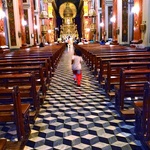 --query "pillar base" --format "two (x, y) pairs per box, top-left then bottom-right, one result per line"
(39, 42), (45, 47)
(110, 39), (119, 45)
(20, 43), (29, 49)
